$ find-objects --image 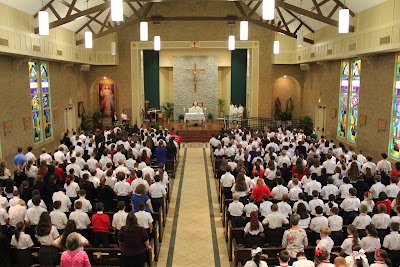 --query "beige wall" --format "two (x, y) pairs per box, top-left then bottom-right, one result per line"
(302, 53), (397, 161)
(0, 54), (88, 166)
